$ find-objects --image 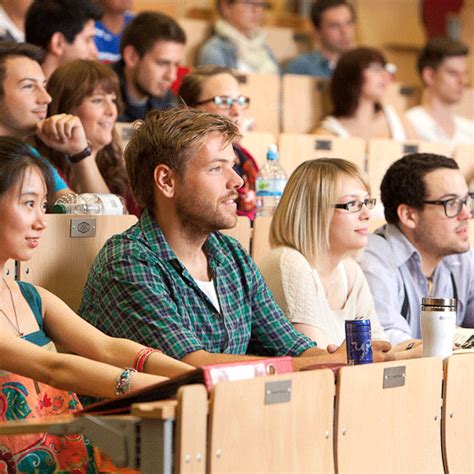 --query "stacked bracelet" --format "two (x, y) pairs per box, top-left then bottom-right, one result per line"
(134, 347), (161, 372)
(114, 368), (137, 397)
